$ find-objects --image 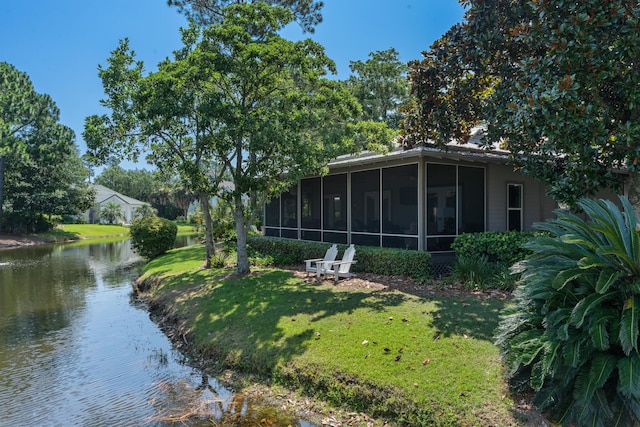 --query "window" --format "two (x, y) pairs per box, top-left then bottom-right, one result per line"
(351, 169), (380, 233)
(426, 164), (485, 251)
(322, 174), (347, 231)
(300, 177), (321, 230)
(507, 183), (523, 231)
